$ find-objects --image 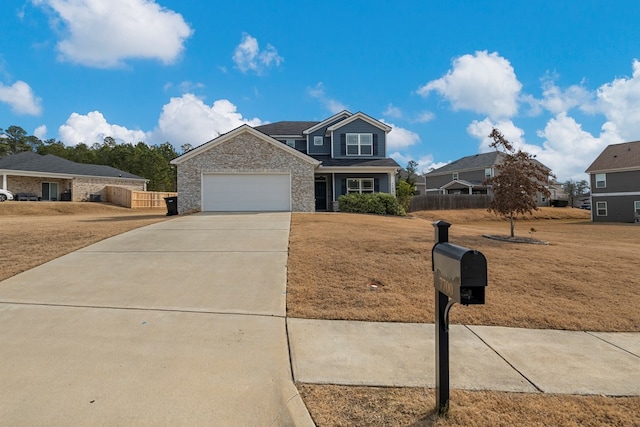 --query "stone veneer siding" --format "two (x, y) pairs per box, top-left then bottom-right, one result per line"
(177, 132), (316, 213)
(72, 177), (145, 202)
(6, 176), (145, 201)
